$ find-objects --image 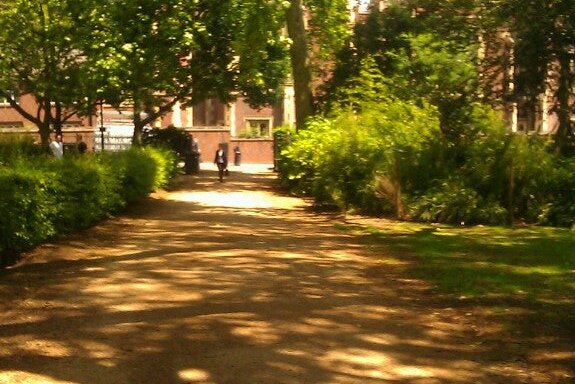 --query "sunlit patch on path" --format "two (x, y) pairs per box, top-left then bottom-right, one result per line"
(167, 190), (305, 210)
